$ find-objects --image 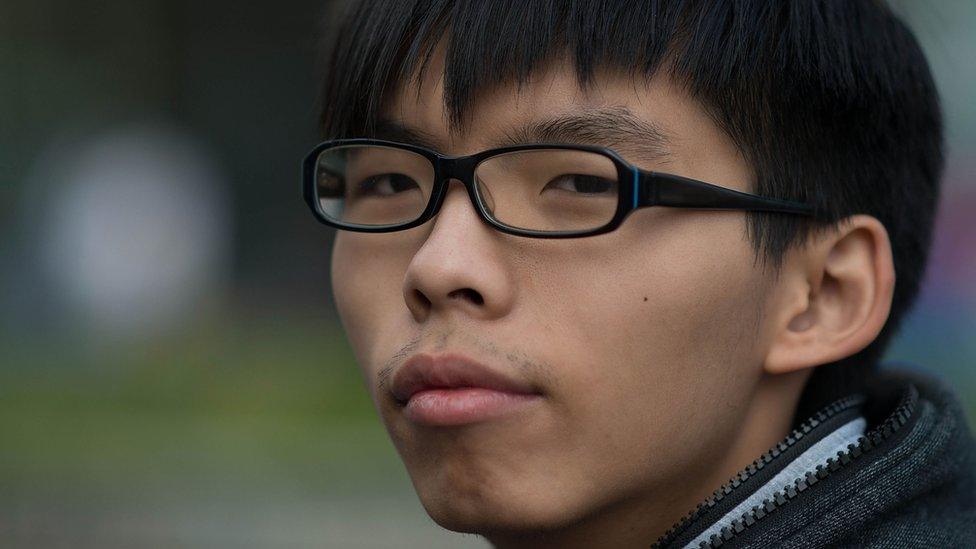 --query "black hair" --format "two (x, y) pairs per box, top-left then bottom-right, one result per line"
(315, 0), (944, 425)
